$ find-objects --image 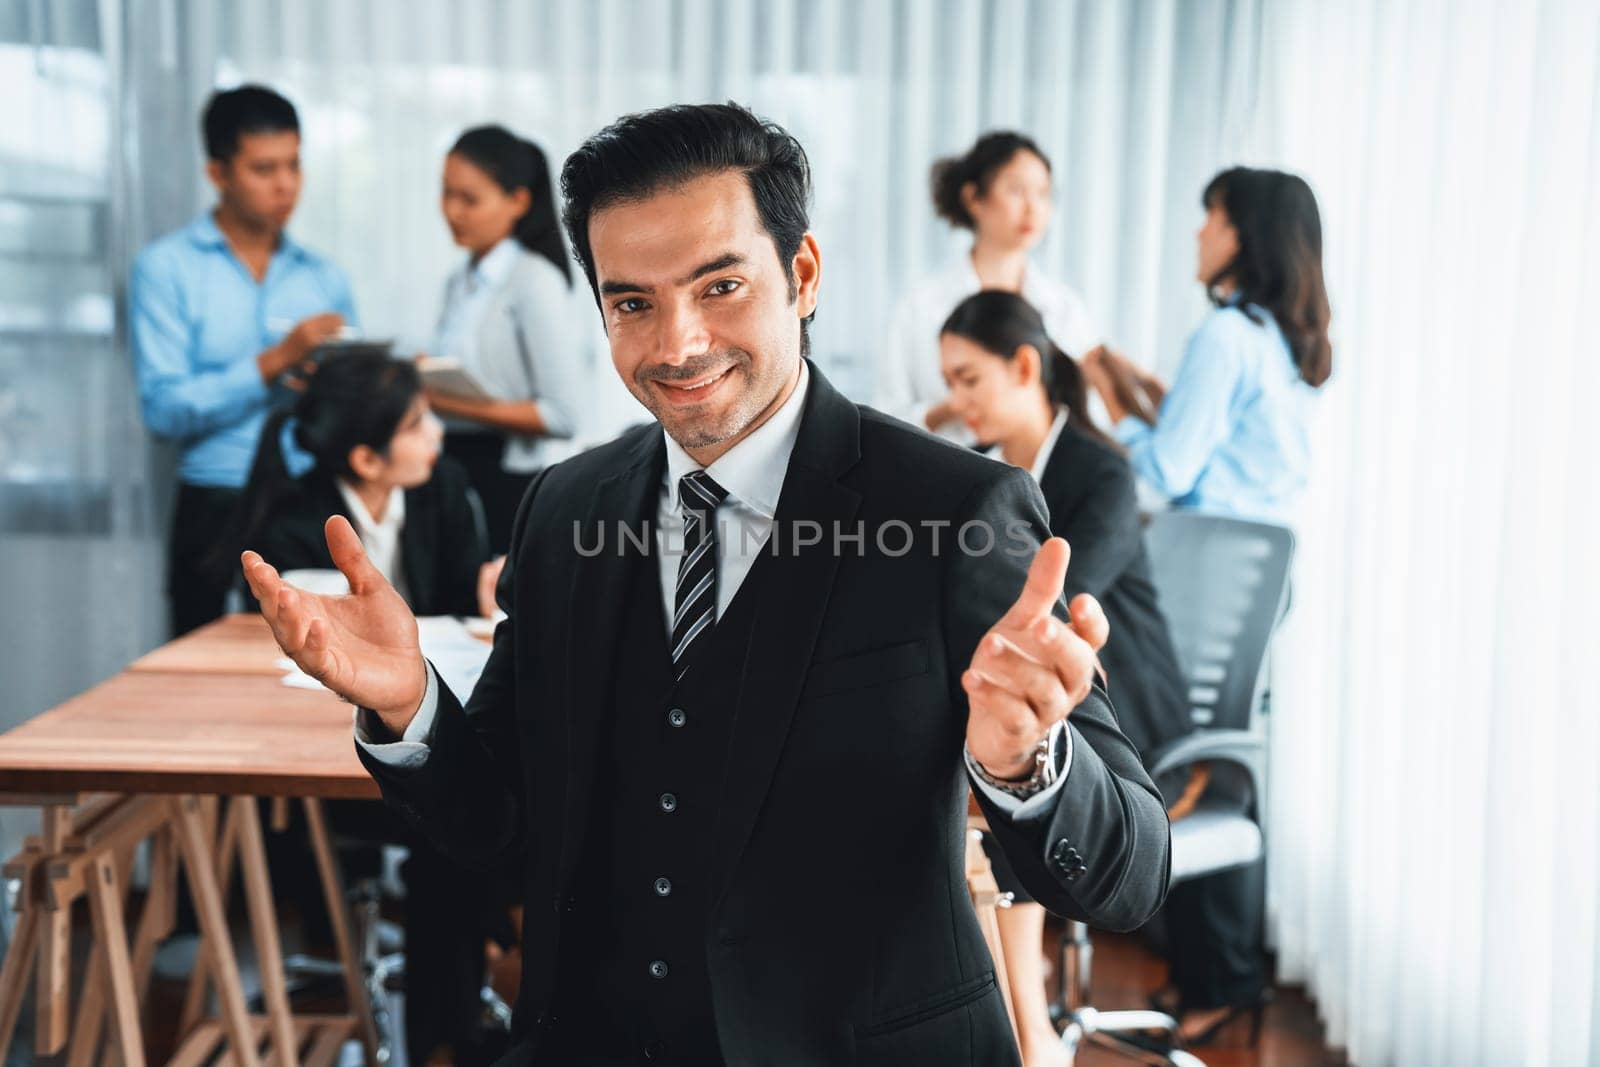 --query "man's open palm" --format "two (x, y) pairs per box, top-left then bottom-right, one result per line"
(242, 515), (427, 732)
